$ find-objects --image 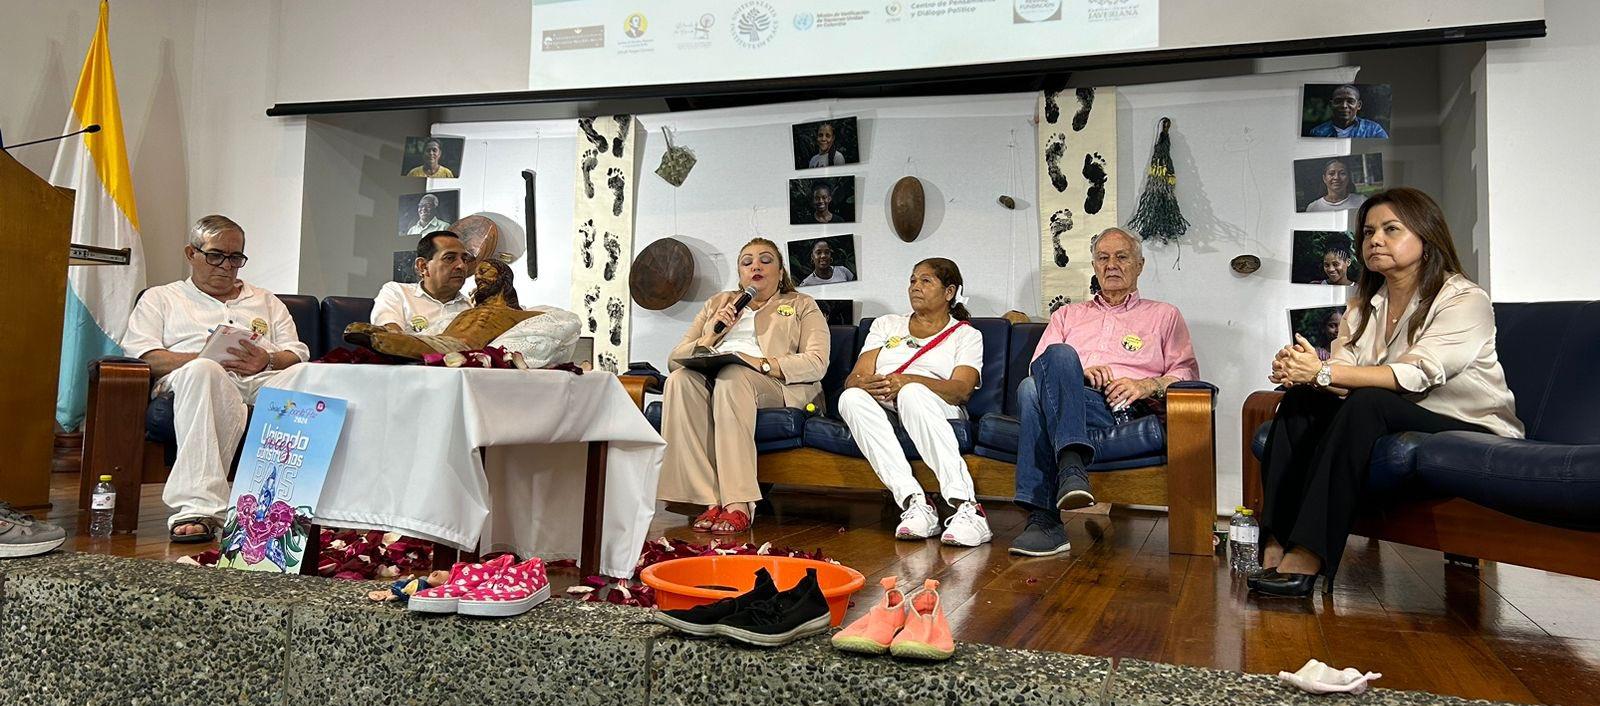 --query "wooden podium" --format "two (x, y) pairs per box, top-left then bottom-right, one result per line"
(0, 150), (127, 510)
